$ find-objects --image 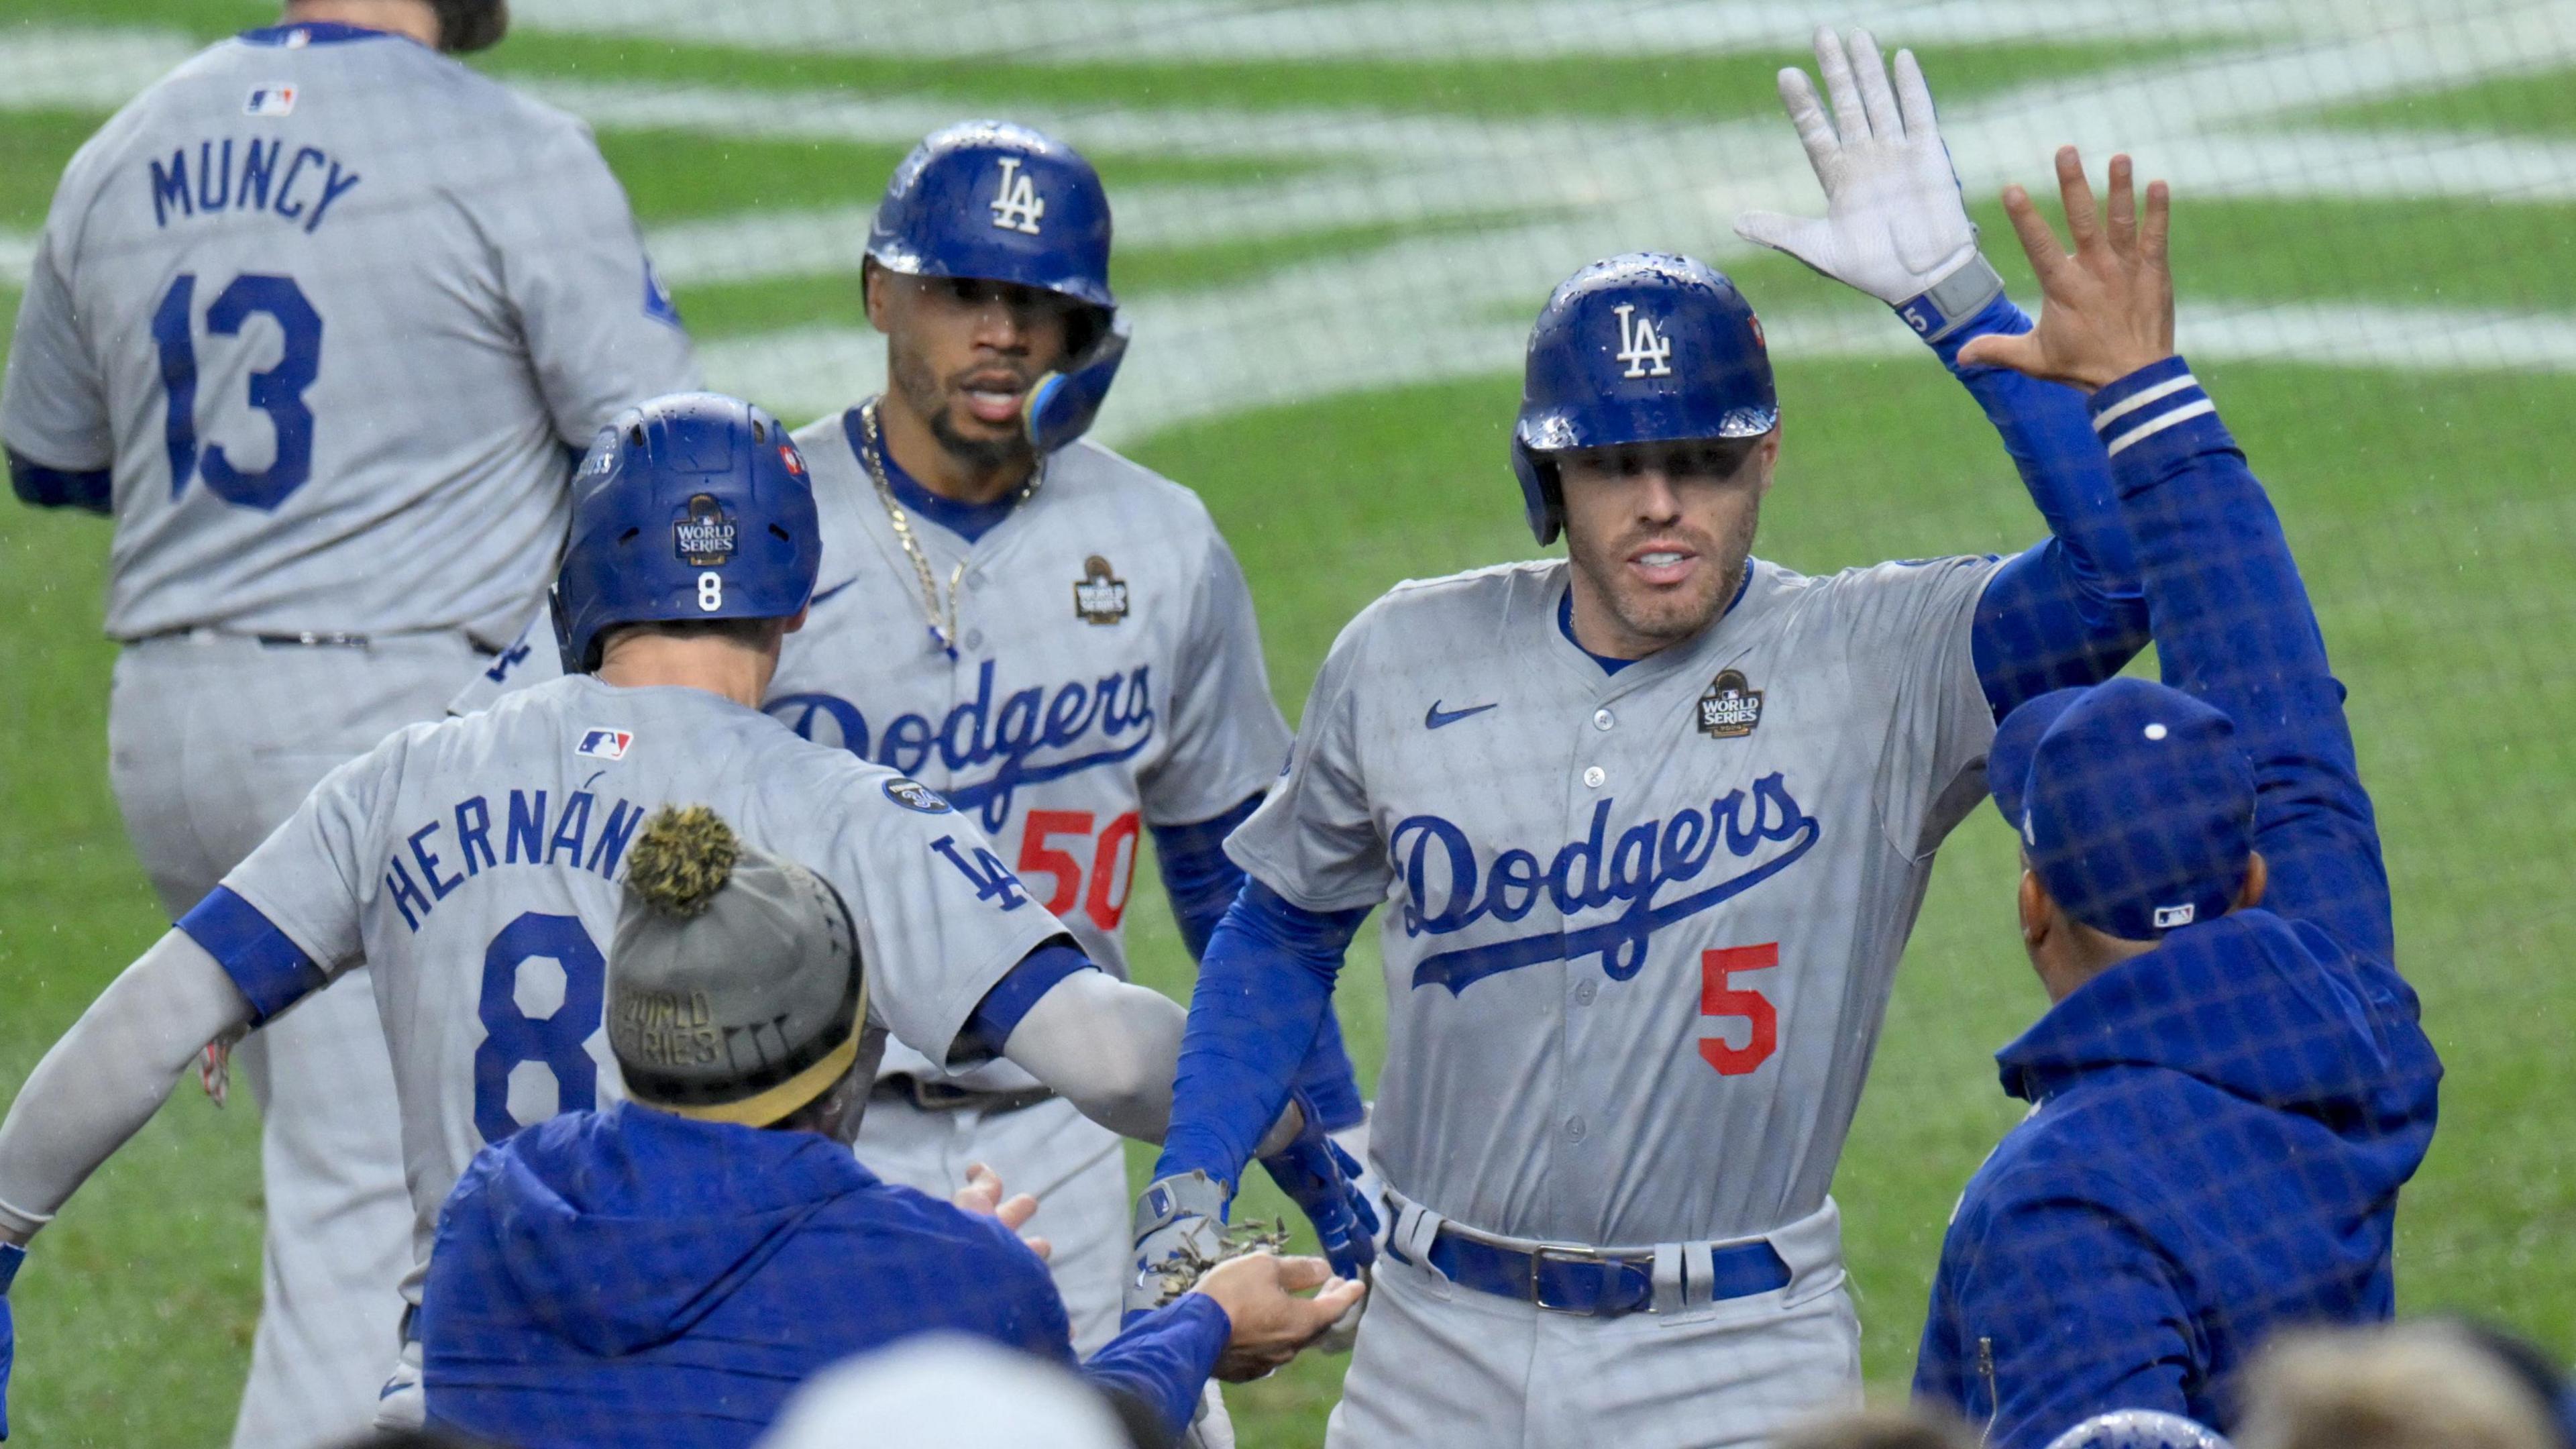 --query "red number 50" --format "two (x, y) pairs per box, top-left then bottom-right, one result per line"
(1018, 810), (1144, 931)
(1698, 943), (1779, 1076)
